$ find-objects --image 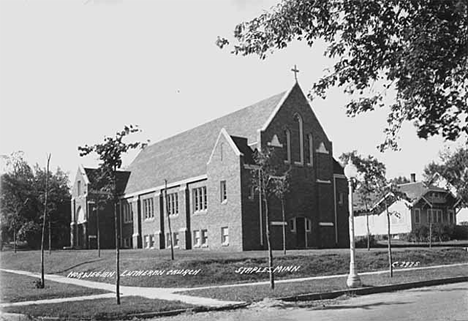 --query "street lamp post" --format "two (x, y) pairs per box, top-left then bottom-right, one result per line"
(344, 159), (362, 288)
